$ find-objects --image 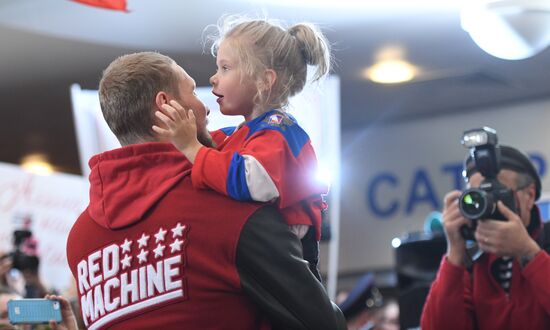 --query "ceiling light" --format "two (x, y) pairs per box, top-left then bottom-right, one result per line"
(461, 0), (550, 60)
(20, 153), (54, 175)
(364, 59), (418, 84)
